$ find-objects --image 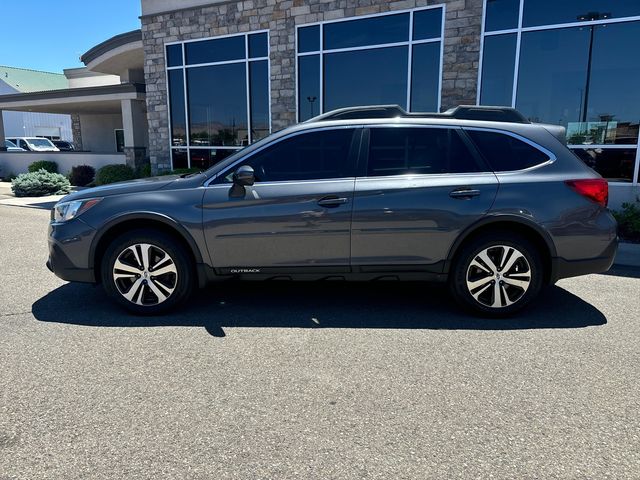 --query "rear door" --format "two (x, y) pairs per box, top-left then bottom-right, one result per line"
(351, 125), (499, 270)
